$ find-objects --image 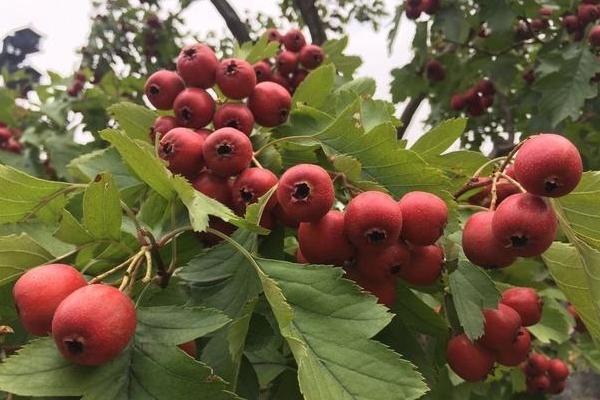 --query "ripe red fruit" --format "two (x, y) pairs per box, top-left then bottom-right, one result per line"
(399, 245), (443, 286)
(282, 28), (306, 52)
(344, 191), (403, 251)
(398, 191), (447, 245)
(479, 304), (522, 351)
(480, 95), (494, 108)
(548, 379), (566, 394)
(213, 103), (255, 136)
(291, 69), (309, 89)
(265, 28), (282, 43)
(216, 58), (257, 99)
(299, 44), (325, 69)
(192, 170), (232, 206)
(159, 128), (205, 179)
(298, 210), (356, 266)
(421, 0), (439, 14)
(501, 287), (543, 327)
(567, 304), (586, 332)
(527, 374), (551, 394)
(150, 115), (177, 142)
(462, 211), (516, 269)
(539, 6), (554, 17)
(173, 88), (215, 129)
(530, 18), (549, 31)
(467, 100), (485, 117)
(446, 334), (495, 382)
(0, 127), (12, 143)
(202, 127), (253, 178)
(52, 284), (136, 366)
(195, 128), (212, 140)
(178, 341), (197, 358)
(356, 242), (410, 281)
(527, 352), (550, 375)
(450, 94), (466, 111)
(231, 167), (278, 214)
(270, 73), (293, 93)
(514, 134), (582, 197)
(476, 79), (495, 96)
(548, 359), (569, 381)
(13, 264), (87, 336)
(273, 204), (302, 228)
(349, 270), (397, 307)
(176, 43), (218, 88)
(5, 138), (21, 154)
(276, 164), (334, 222)
(253, 61), (272, 82)
(144, 70), (184, 110)
(248, 82), (292, 127)
(491, 193), (557, 257)
(425, 59), (445, 81)
(562, 14), (581, 33)
(495, 328), (531, 367)
(296, 248), (308, 263)
(590, 26), (600, 46)
(405, 5), (421, 20)
(578, 3), (600, 24)
(276, 51), (299, 75)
